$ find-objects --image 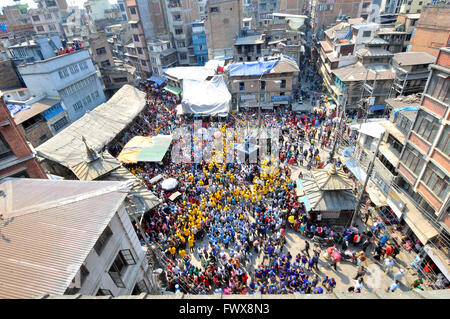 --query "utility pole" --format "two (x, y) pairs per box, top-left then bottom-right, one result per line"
(329, 86), (348, 163)
(350, 131), (385, 227)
